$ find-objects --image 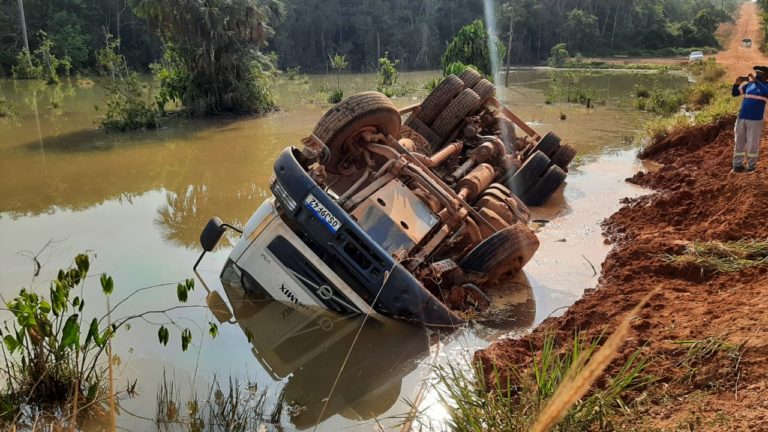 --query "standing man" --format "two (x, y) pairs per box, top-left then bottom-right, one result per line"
(731, 66), (768, 173)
